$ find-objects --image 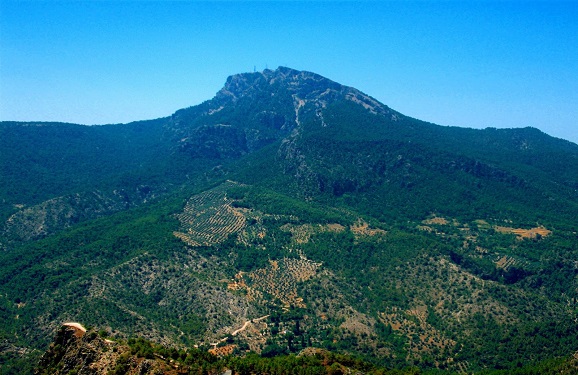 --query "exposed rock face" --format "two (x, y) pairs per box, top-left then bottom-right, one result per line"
(35, 324), (168, 375)
(169, 67), (396, 160)
(36, 324), (111, 374)
(216, 67), (391, 116)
